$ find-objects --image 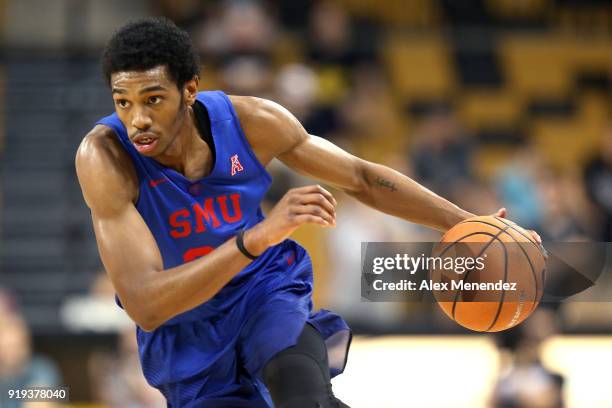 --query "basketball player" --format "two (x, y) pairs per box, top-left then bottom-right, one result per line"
(76, 18), (540, 408)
